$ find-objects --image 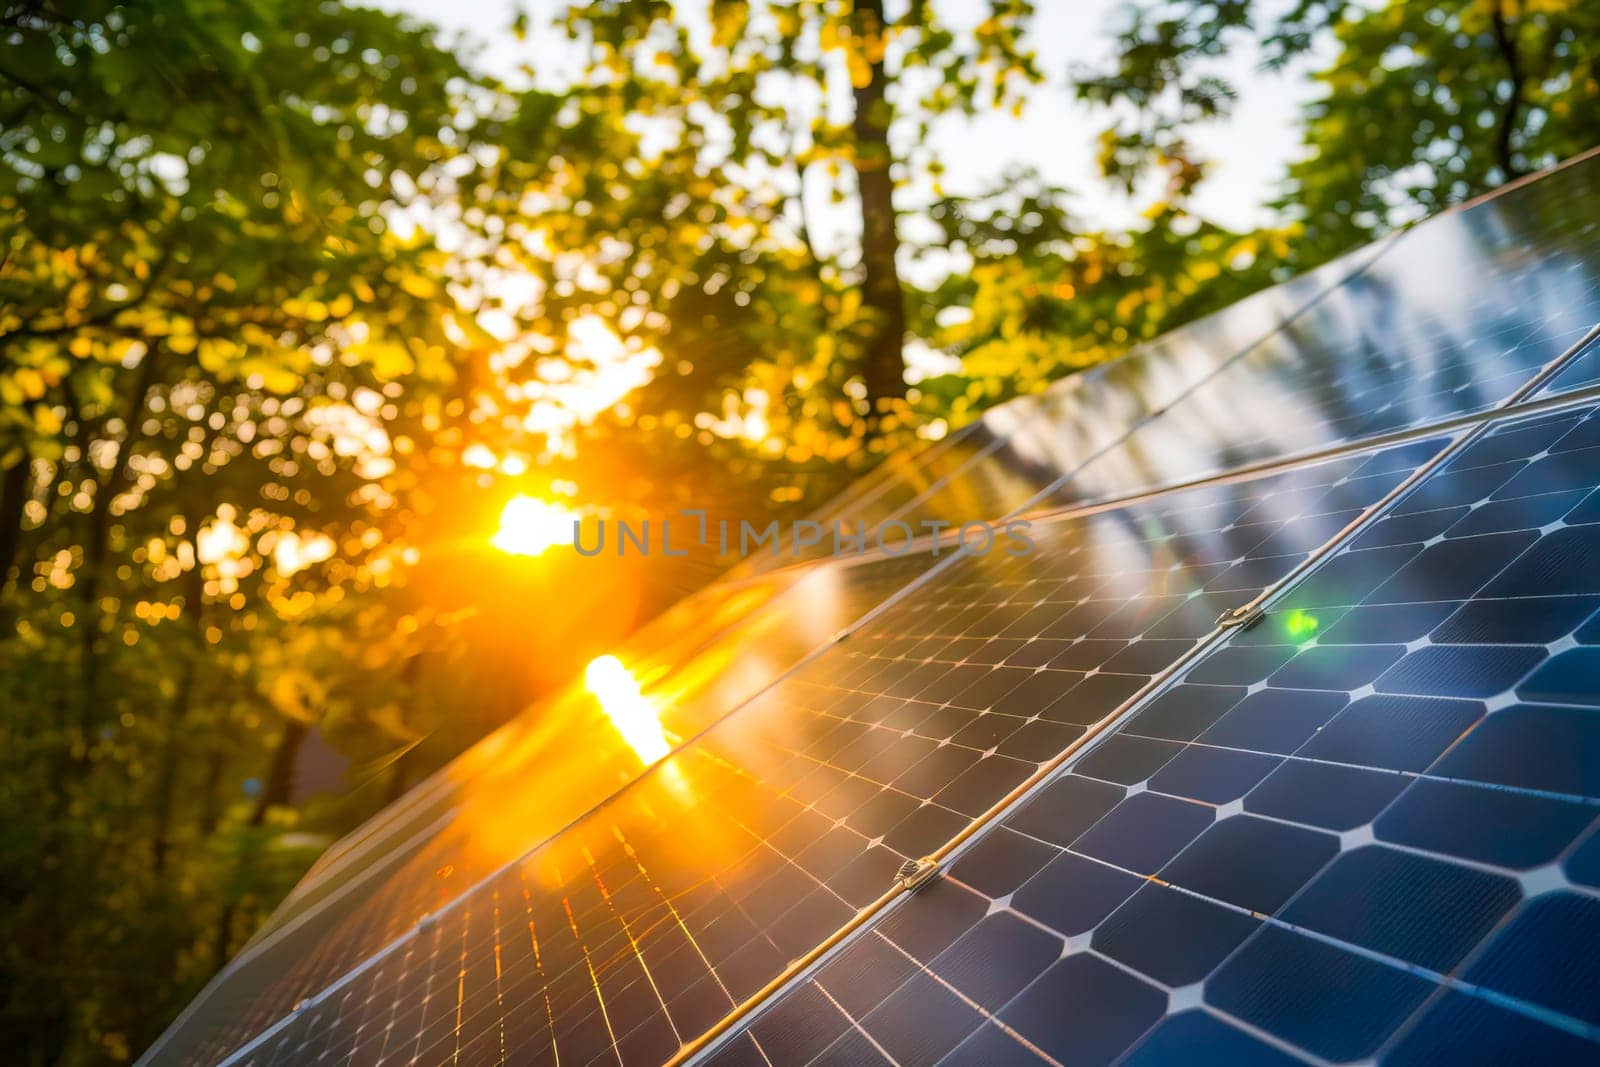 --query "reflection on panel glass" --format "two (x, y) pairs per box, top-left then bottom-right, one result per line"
(174, 435), (1440, 1066)
(756, 237), (1394, 571)
(249, 572), (805, 944)
(1028, 152), (1600, 510)
(711, 404), (1600, 1066)
(144, 553), (937, 1067)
